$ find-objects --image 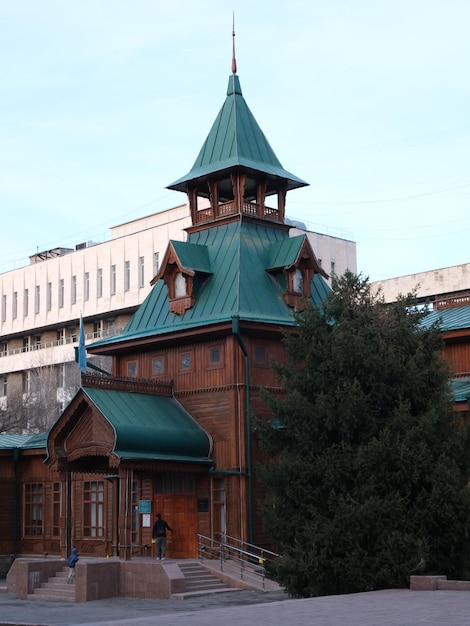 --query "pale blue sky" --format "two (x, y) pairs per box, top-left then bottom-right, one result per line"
(1, 0), (469, 281)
